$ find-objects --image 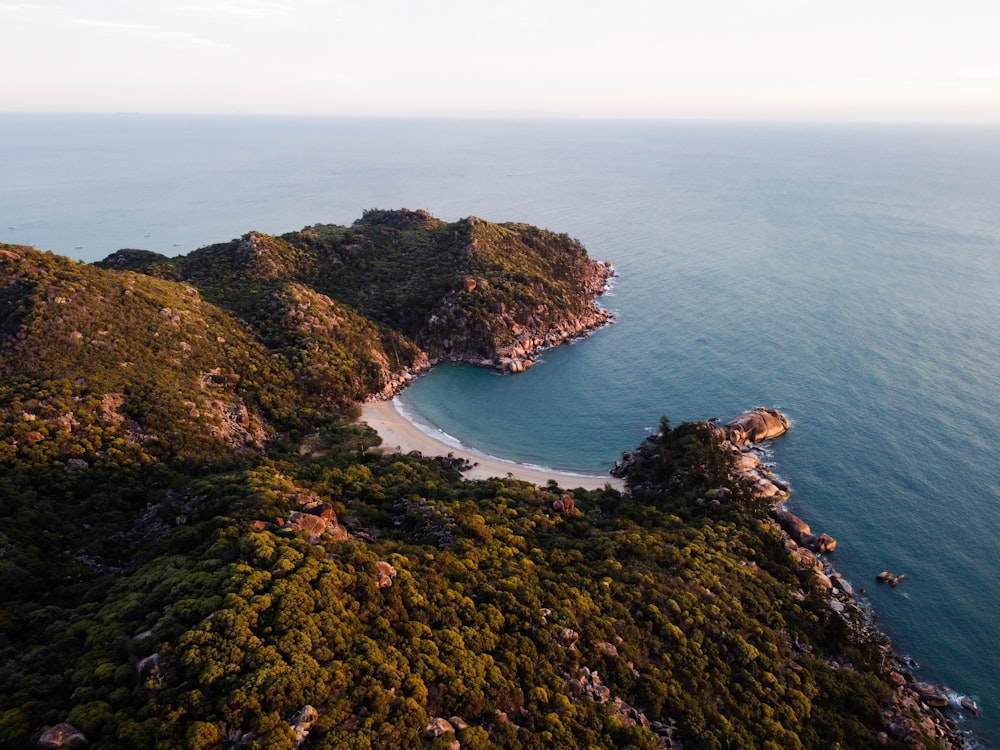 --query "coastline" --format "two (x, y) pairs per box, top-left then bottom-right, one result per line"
(720, 420), (974, 750)
(360, 399), (625, 492)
